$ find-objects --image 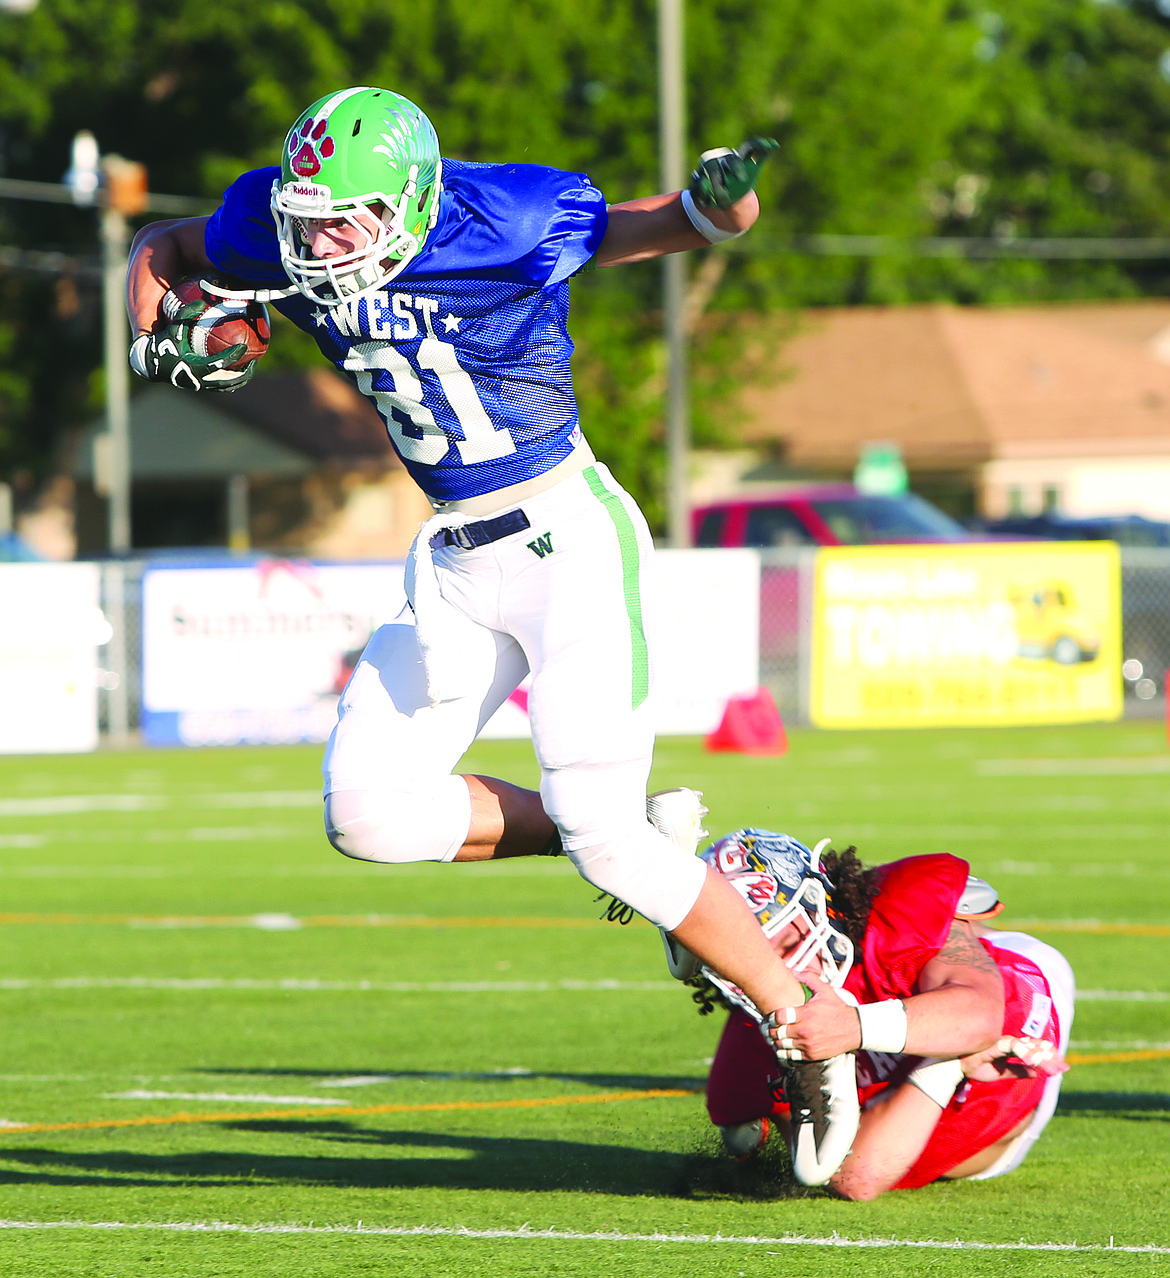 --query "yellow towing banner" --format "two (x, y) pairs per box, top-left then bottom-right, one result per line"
(810, 542), (1122, 728)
